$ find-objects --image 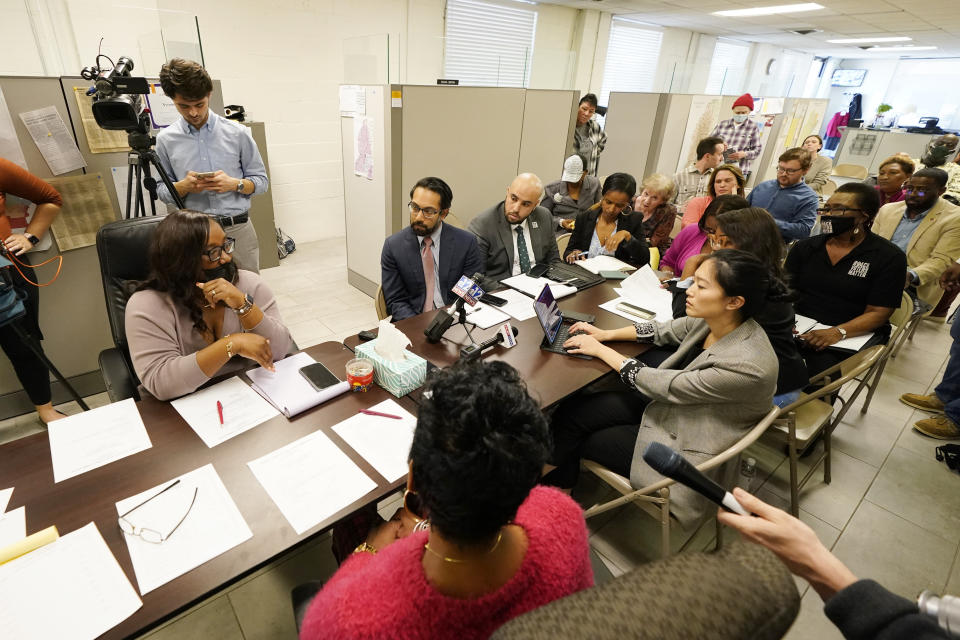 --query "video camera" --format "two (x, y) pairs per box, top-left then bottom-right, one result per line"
(80, 55), (151, 131)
